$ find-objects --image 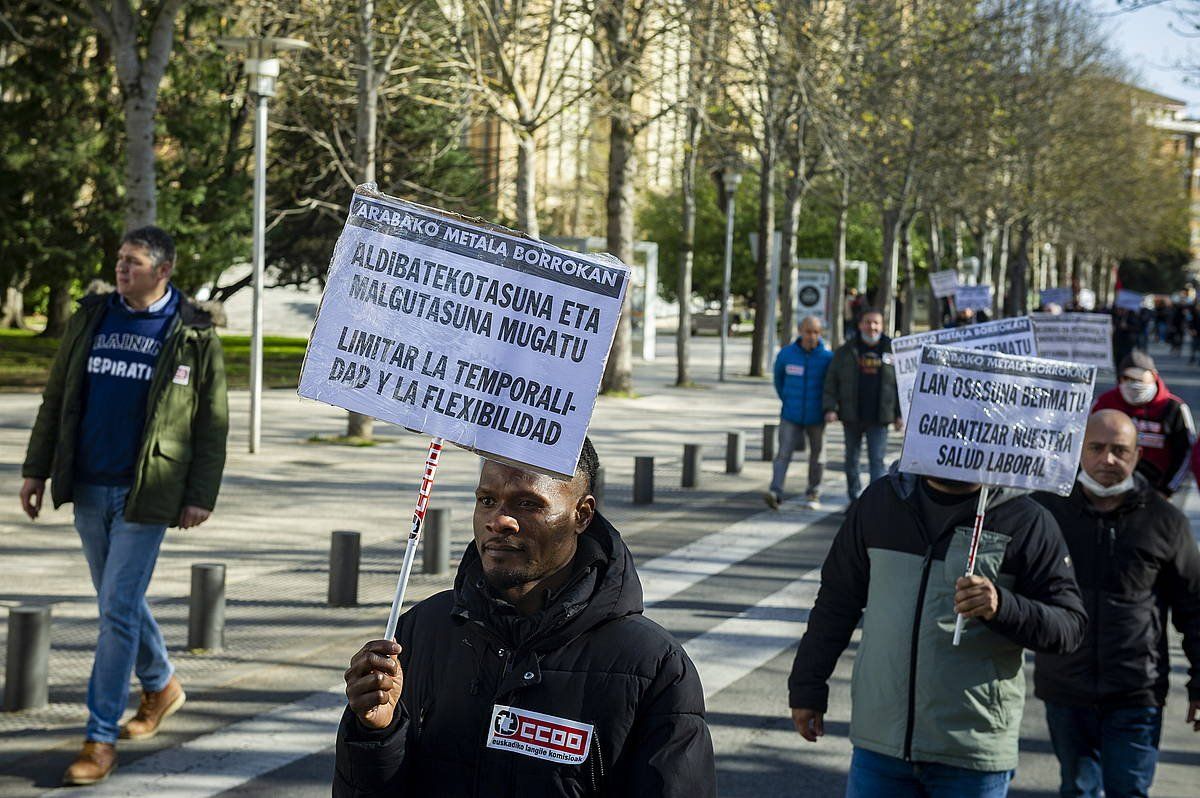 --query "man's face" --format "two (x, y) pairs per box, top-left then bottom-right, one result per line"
(858, 312), (882, 339)
(799, 320), (822, 350)
(1081, 416), (1140, 487)
(1119, 368), (1155, 388)
(473, 462), (591, 591)
(115, 243), (169, 299)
